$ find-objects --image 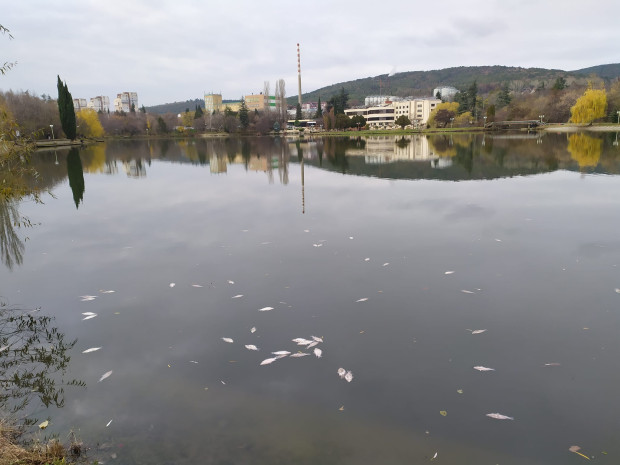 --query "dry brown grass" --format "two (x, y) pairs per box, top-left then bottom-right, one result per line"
(0, 420), (70, 465)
